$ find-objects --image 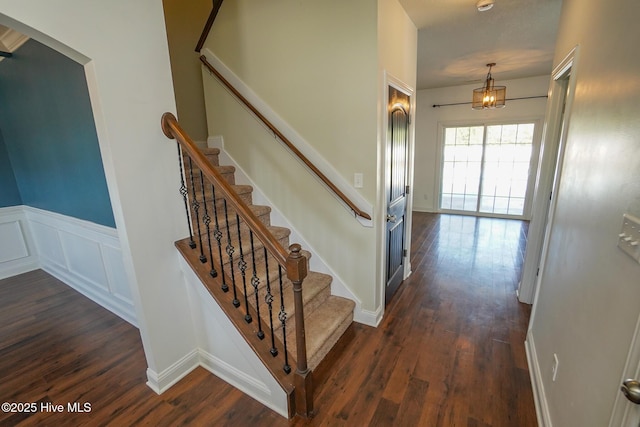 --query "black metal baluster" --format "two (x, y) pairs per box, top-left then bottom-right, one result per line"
(176, 143), (195, 249)
(235, 214), (252, 323)
(187, 157), (206, 262)
(199, 171), (216, 276)
(211, 185), (227, 290)
(263, 247), (278, 357)
(223, 199), (240, 308)
(278, 265), (291, 374)
(249, 231), (265, 340)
